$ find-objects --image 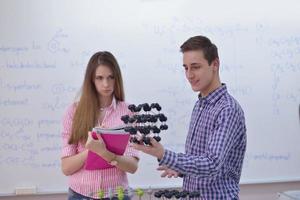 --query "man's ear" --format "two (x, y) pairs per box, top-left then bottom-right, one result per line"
(212, 58), (220, 71)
